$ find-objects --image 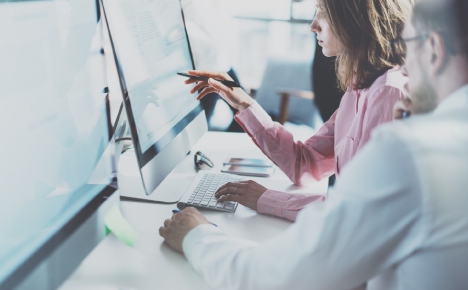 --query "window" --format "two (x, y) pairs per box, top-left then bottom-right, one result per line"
(226, 0), (316, 22)
(225, 0), (317, 90)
